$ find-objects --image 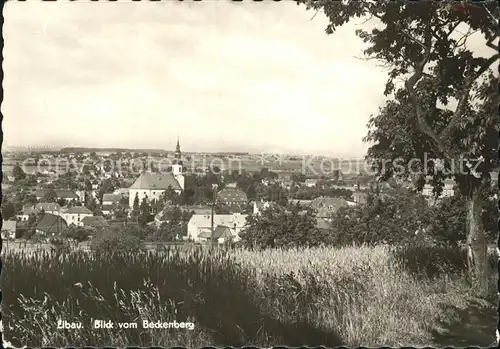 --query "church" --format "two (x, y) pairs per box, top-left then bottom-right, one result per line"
(128, 137), (185, 209)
